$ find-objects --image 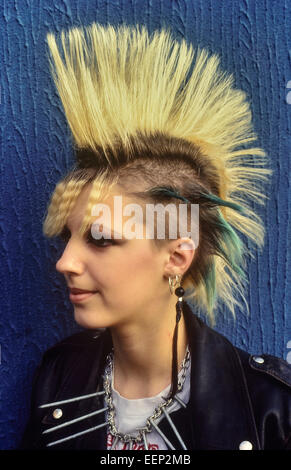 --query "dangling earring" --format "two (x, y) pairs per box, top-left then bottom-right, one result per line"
(168, 274), (185, 323)
(175, 284), (185, 323)
(168, 275), (185, 399)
